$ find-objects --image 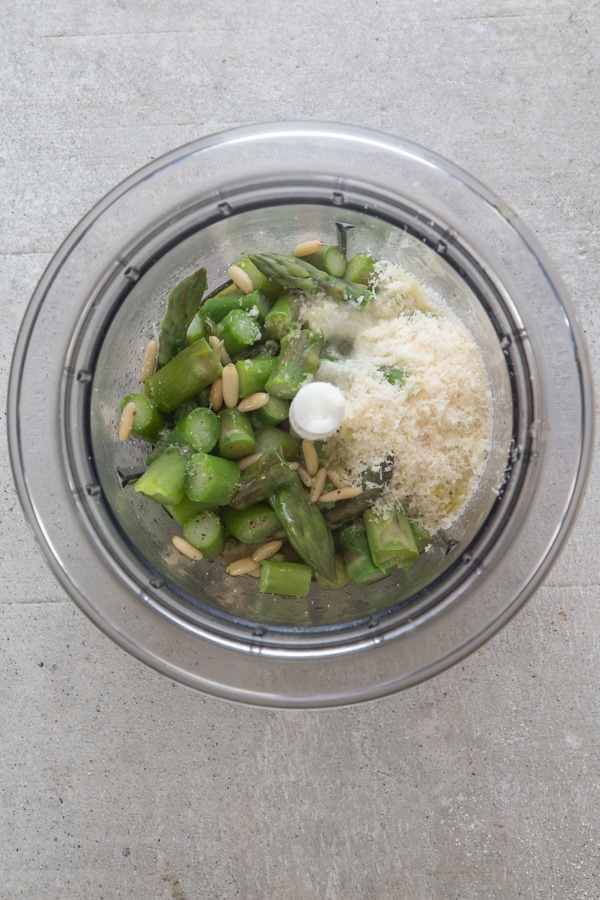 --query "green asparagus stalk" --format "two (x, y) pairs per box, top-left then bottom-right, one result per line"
(120, 392), (166, 444)
(221, 503), (282, 543)
(235, 358), (277, 398)
(218, 408), (256, 460)
(168, 407), (220, 454)
(258, 560), (313, 597)
(345, 253), (377, 285)
(251, 395), (290, 427)
(157, 267), (208, 367)
(185, 312), (211, 345)
(197, 289), (270, 325)
(322, 493), (377, 529)
(381, 366), (408, 388)
(254, 425), (299, 462)
(338, 522), (387, 585)
(134, 446), (187, 506)
(145, 338), (222, 413)
(363, 507), (419, 572)
(183, 510), (224, 559)
(216, 310), (262, 356)
(264, 328), (324, 399)
(232, 256), (282, 300)
(243, 339), (280, 359)
(263, 293), (301, 341)
(165, 495), (218, 525)
(322, 457), (395, 529)
(315, 554), (350, 591)
(411, 521), (432, 553)
(268, 472), (337, 581)
(229, 449), (294, 511)
(184, 452), (240, 505)
(302, 245), (347, 278)
(249, 252), (373, 307)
